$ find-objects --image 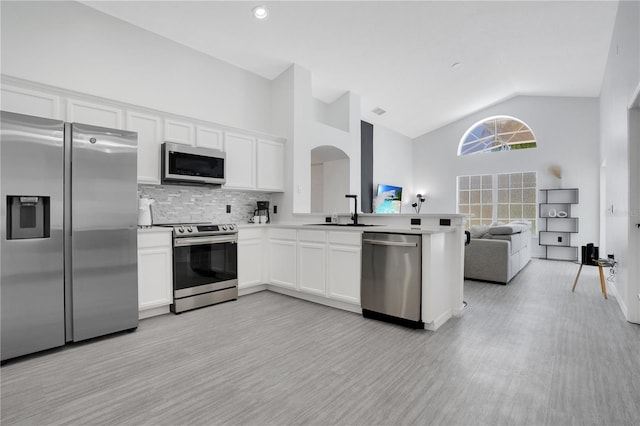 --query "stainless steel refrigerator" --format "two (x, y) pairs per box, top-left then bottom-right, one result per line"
(1, 110), (138, 362)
